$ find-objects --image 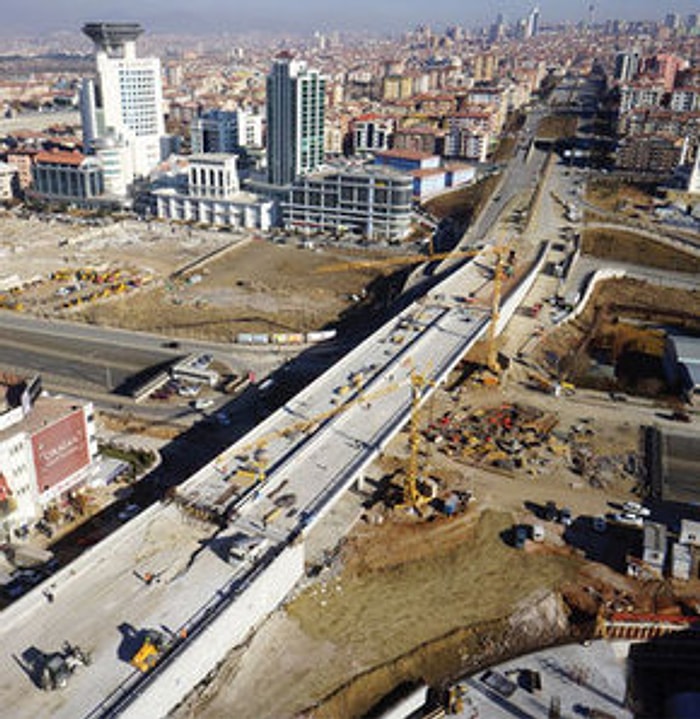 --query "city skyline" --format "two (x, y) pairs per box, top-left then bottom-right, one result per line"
(0, 0), (698, 37)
